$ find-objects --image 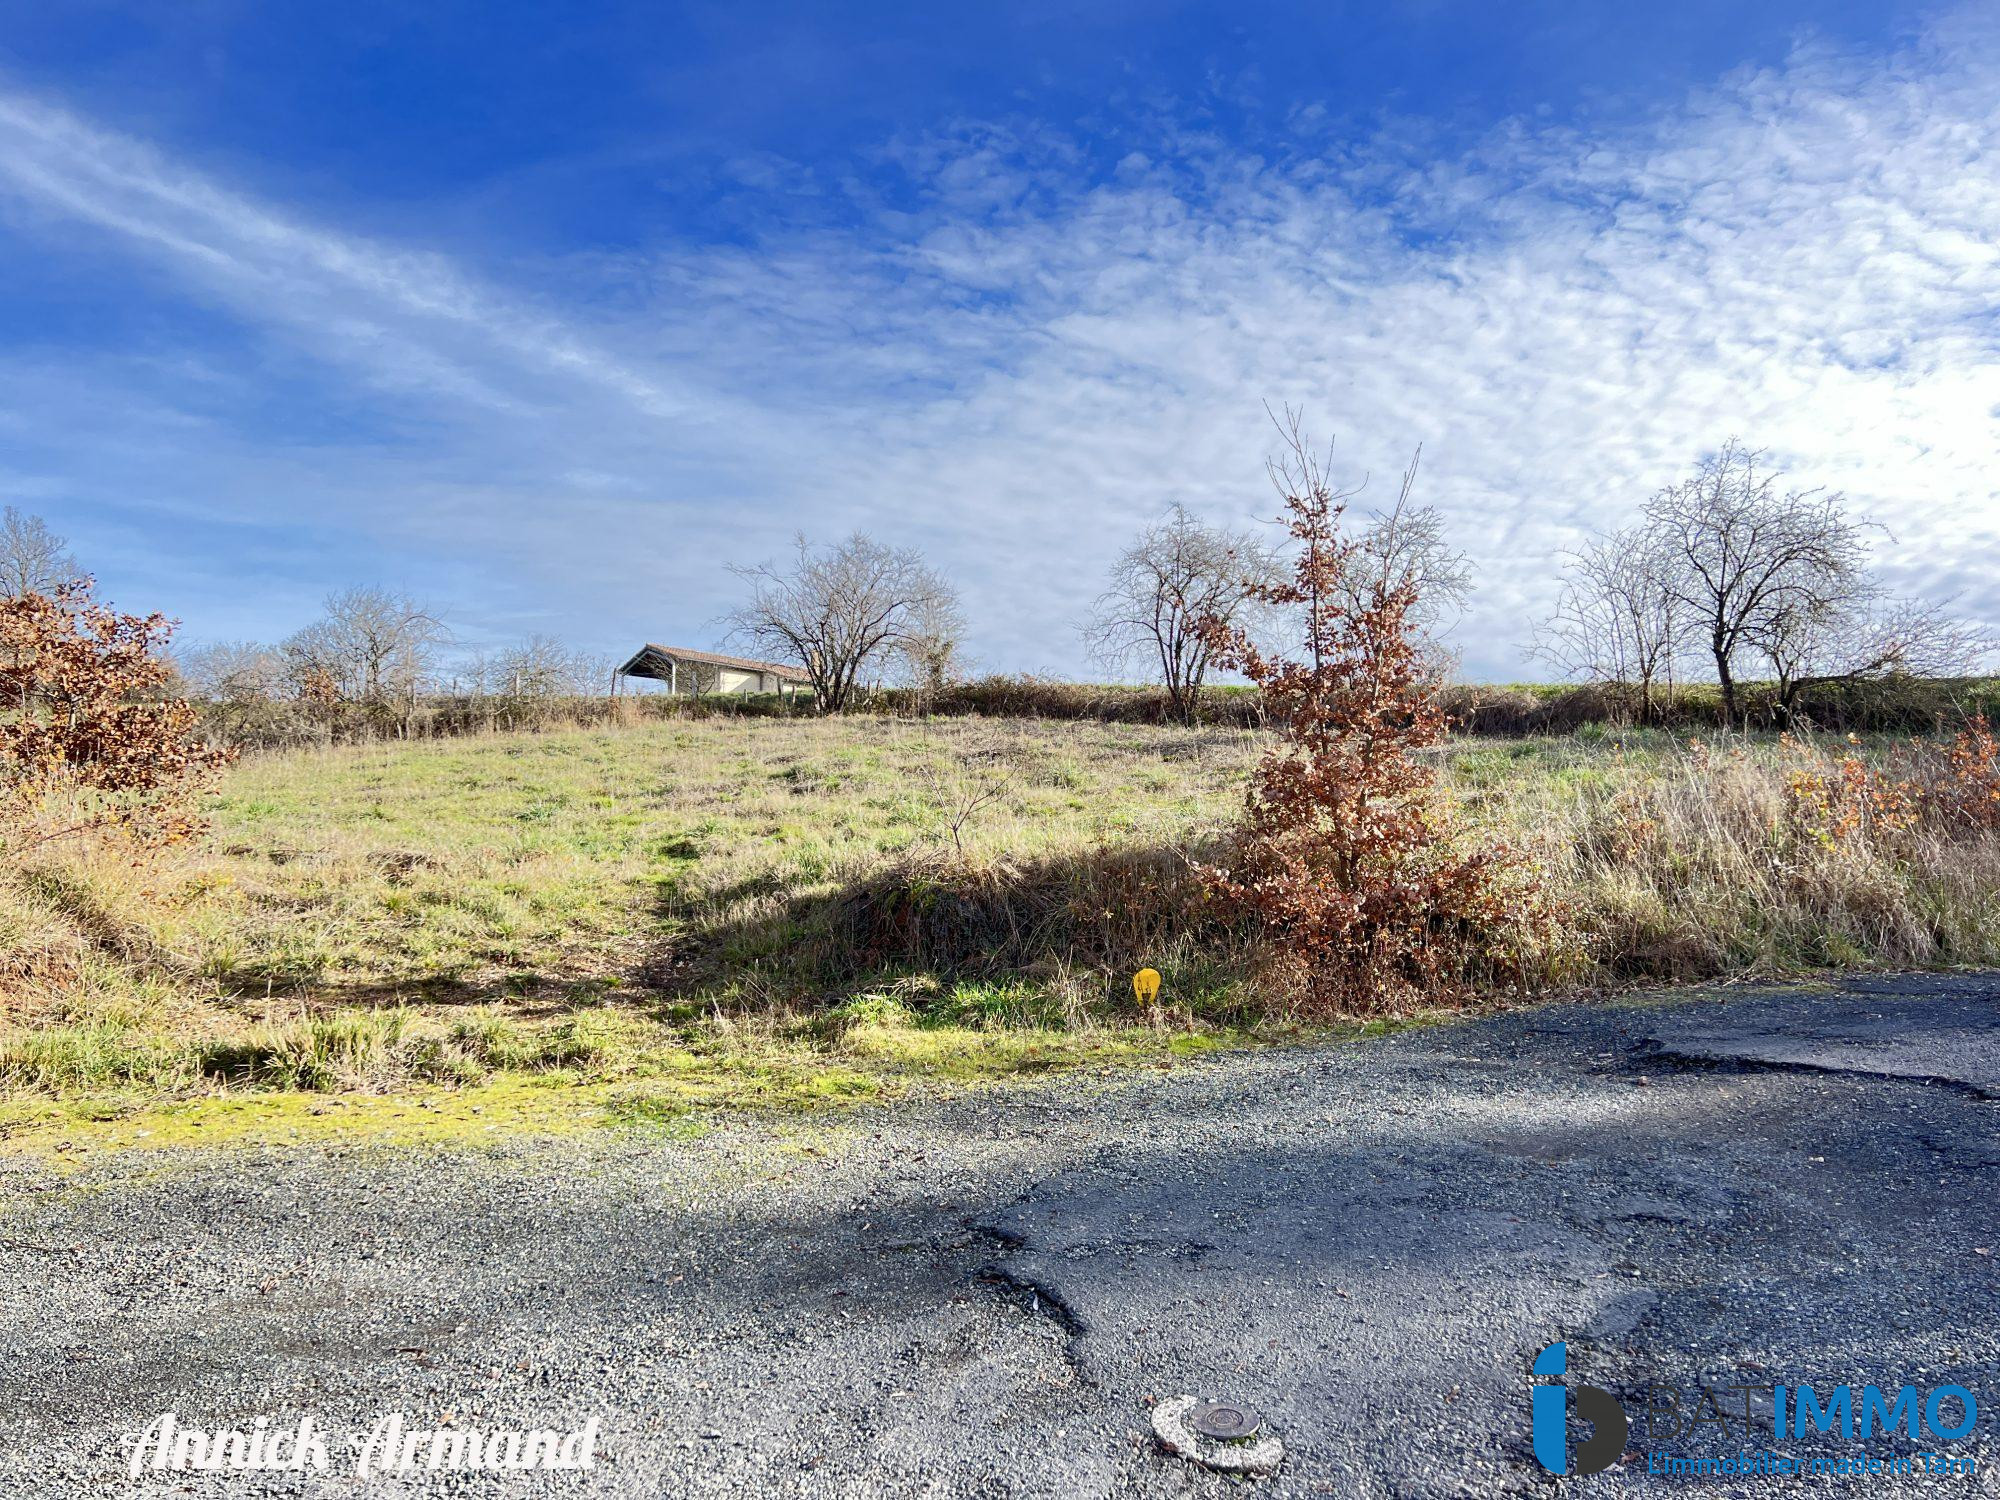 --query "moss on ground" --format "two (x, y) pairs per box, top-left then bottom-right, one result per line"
(0, 1015), (1283, 1163)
